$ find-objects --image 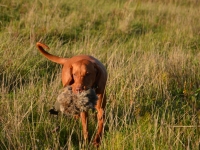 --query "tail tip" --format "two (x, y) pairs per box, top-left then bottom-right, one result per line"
(36, 42), (50, 49)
